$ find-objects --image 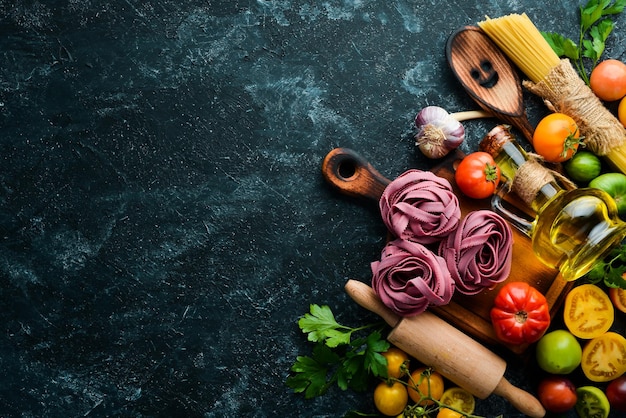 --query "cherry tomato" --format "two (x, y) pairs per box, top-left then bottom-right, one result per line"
(382, 347), (410, 379)
(581, 331), (626, 382)
(408, 367), (444, 405)
(606, 375), (626, 411)
(618, 95), (626, 127)
(575, 386), (611, 418)
(532, 113), (582, 163)
(454, 151), (501, 199)
(439, 387), (475, 414)
(563, 284), (614, 339)
(490, 282), (551, 345)
(537, 375), (578, 413)
(590, 58), (626, 102)
(610, 287), (626, 313)
(374, 380), (408, 416)
(536, 329), (582, 374)
(436, 409), (463, 418)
